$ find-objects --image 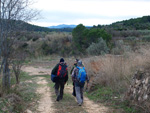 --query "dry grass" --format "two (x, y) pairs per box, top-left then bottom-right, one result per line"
(23, 44), (150, 93)
(83, 45), (150, 91)
(45, 32), (72, 42)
